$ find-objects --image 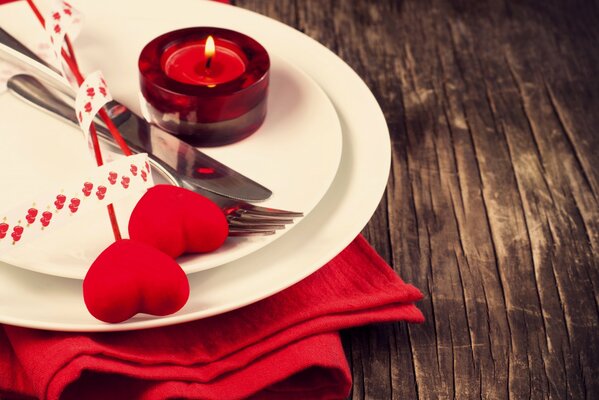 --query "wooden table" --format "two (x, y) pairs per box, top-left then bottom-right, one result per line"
(237, 1), (599, 398)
